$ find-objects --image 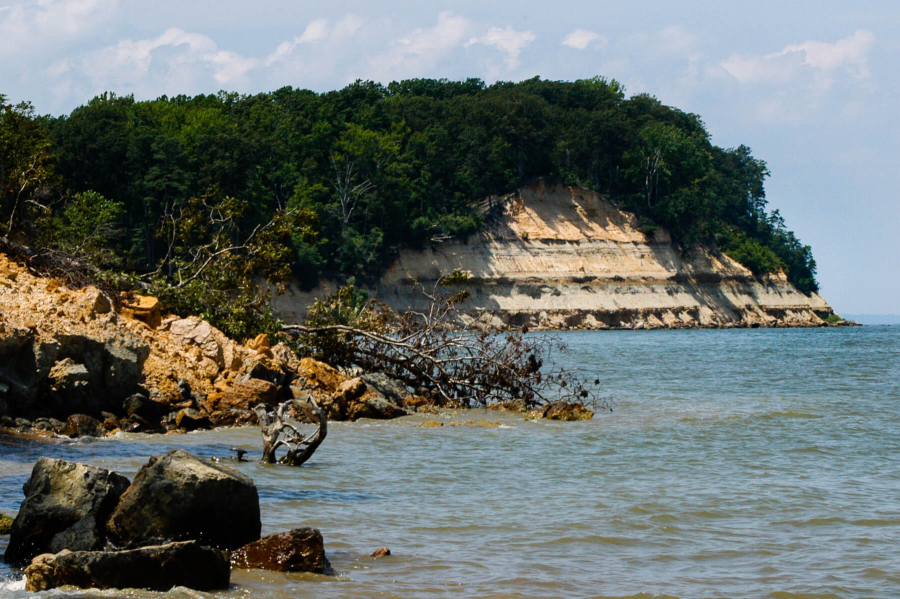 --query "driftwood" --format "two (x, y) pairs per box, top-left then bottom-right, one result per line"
(252, 398), (327, 466)
(283, 280), (606, 411)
